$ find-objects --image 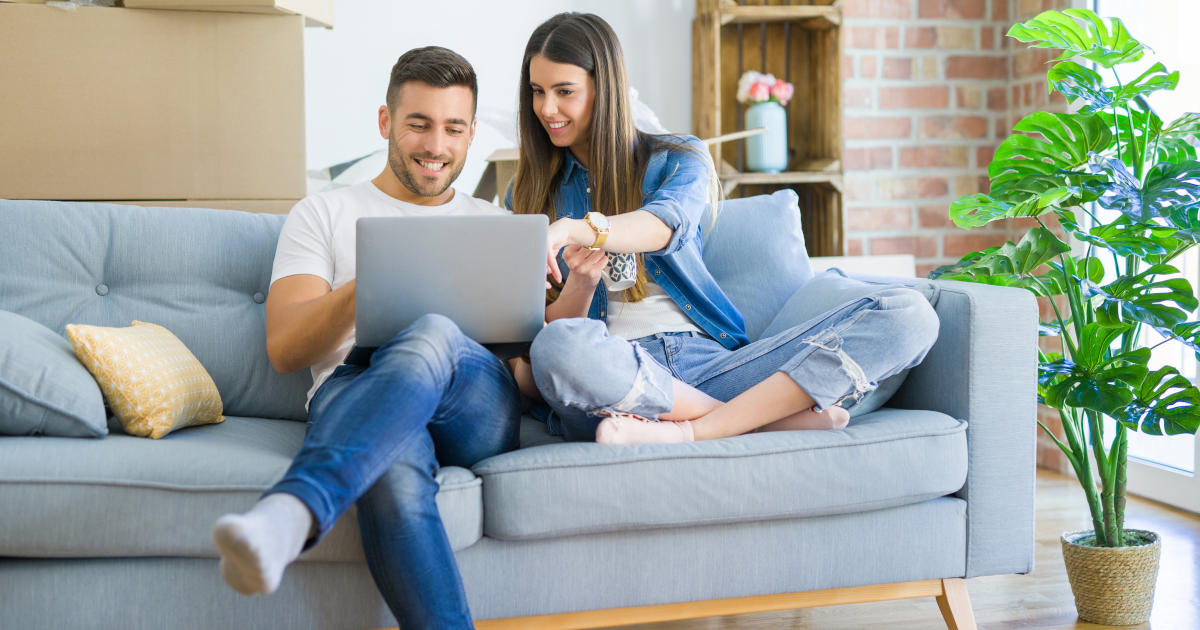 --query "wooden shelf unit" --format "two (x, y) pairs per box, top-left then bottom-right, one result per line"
(692, 0), (844, 256)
